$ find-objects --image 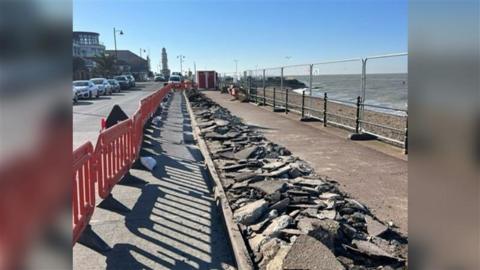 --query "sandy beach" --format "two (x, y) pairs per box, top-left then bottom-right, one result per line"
(250, 87), (407, 144)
